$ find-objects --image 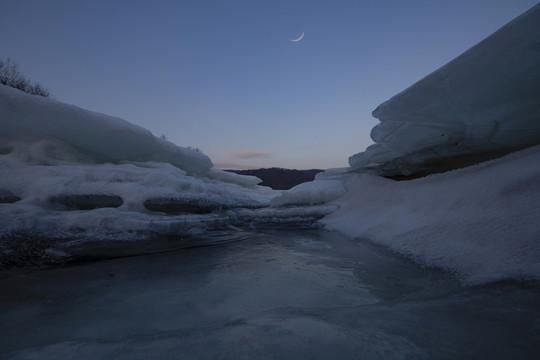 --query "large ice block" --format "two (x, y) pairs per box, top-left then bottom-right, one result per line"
(350, 4), (540, 176)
